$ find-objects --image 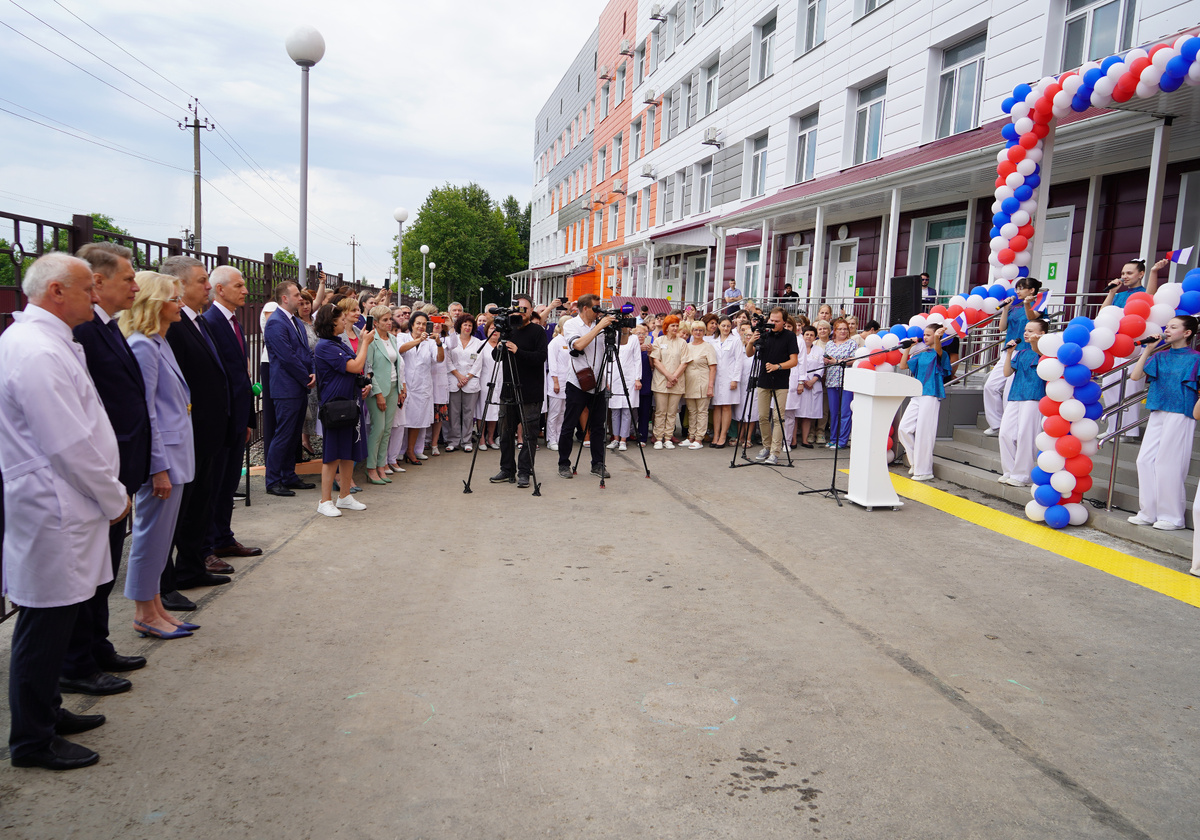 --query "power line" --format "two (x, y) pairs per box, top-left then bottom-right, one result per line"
(0, 188), (178, 228)
(0, 95), (166, 161)
(200, 175), (295, 248)
(0, 105), (191, 172)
